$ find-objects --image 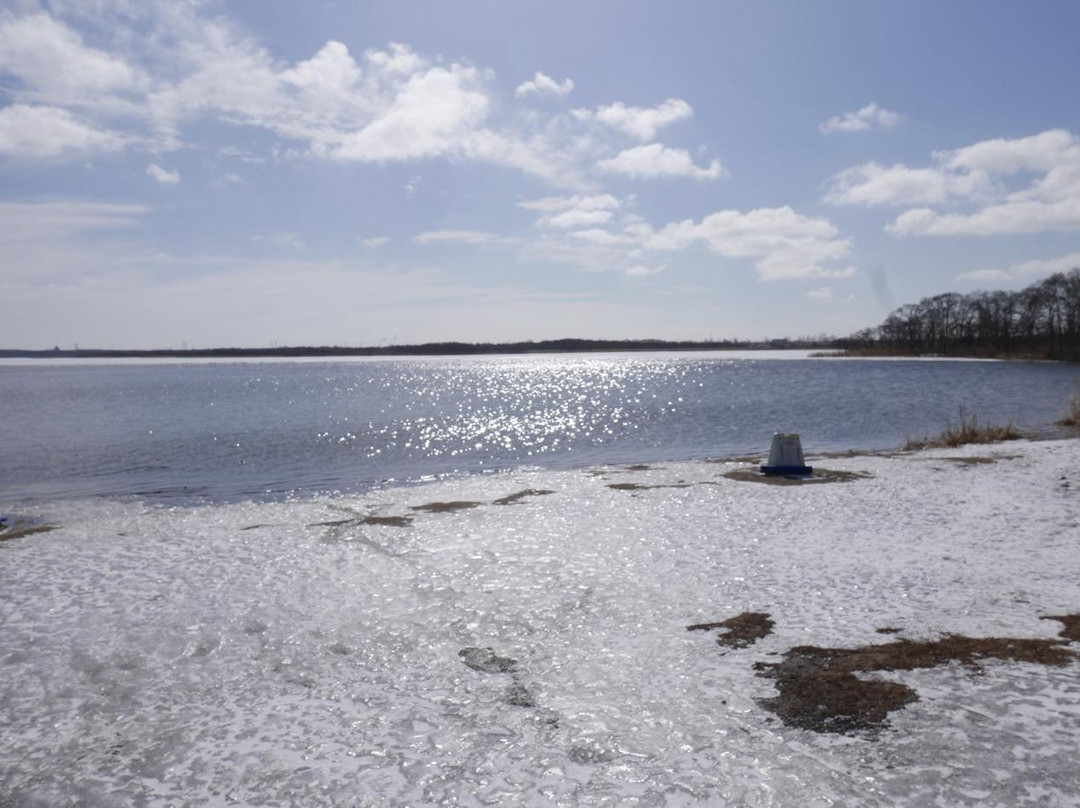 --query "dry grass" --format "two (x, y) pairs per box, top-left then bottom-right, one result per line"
(1056, 385), (1080, 427)
(904, 407), (1021, 450)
